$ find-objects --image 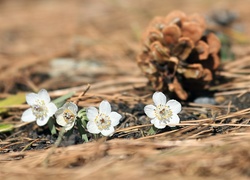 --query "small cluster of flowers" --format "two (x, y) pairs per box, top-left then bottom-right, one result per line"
(21, 89), (181, 136)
